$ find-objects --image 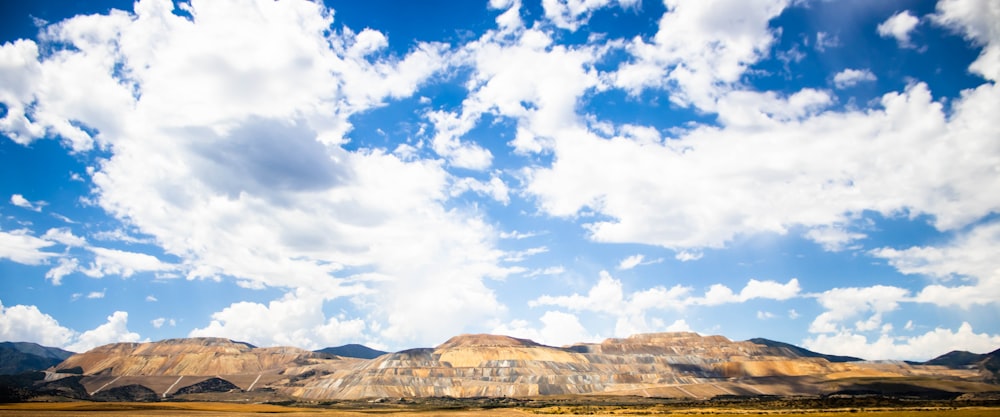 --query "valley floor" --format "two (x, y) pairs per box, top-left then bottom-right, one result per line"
(1, 401), (999, 417)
